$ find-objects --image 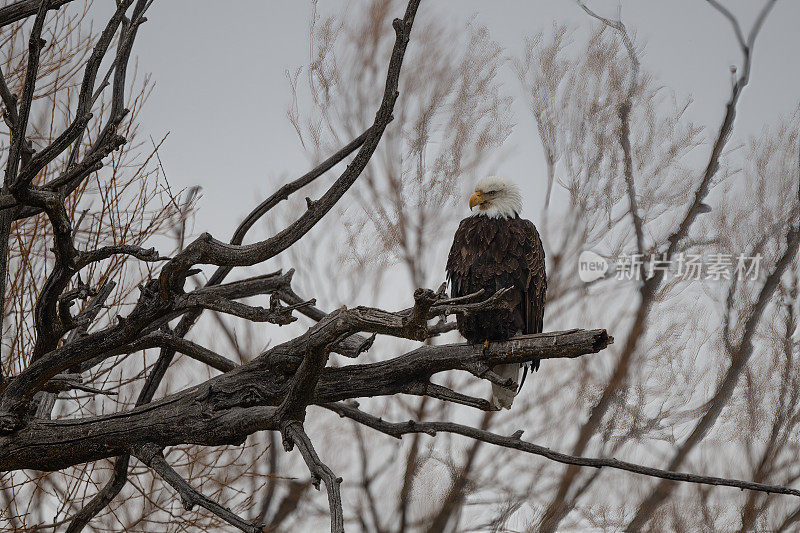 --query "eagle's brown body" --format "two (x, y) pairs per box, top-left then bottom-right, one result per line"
(446, 213), (547, 375)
